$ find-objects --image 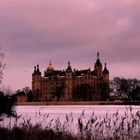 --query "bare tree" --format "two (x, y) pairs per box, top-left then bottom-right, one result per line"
(0, 48), (16, 117)
(110, 77), (140, 101)
(0, 47), (5, 86)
